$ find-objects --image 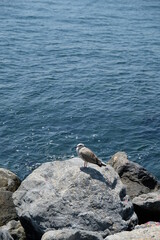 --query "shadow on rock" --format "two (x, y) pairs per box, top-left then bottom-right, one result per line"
(80, 167), (109, 186)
